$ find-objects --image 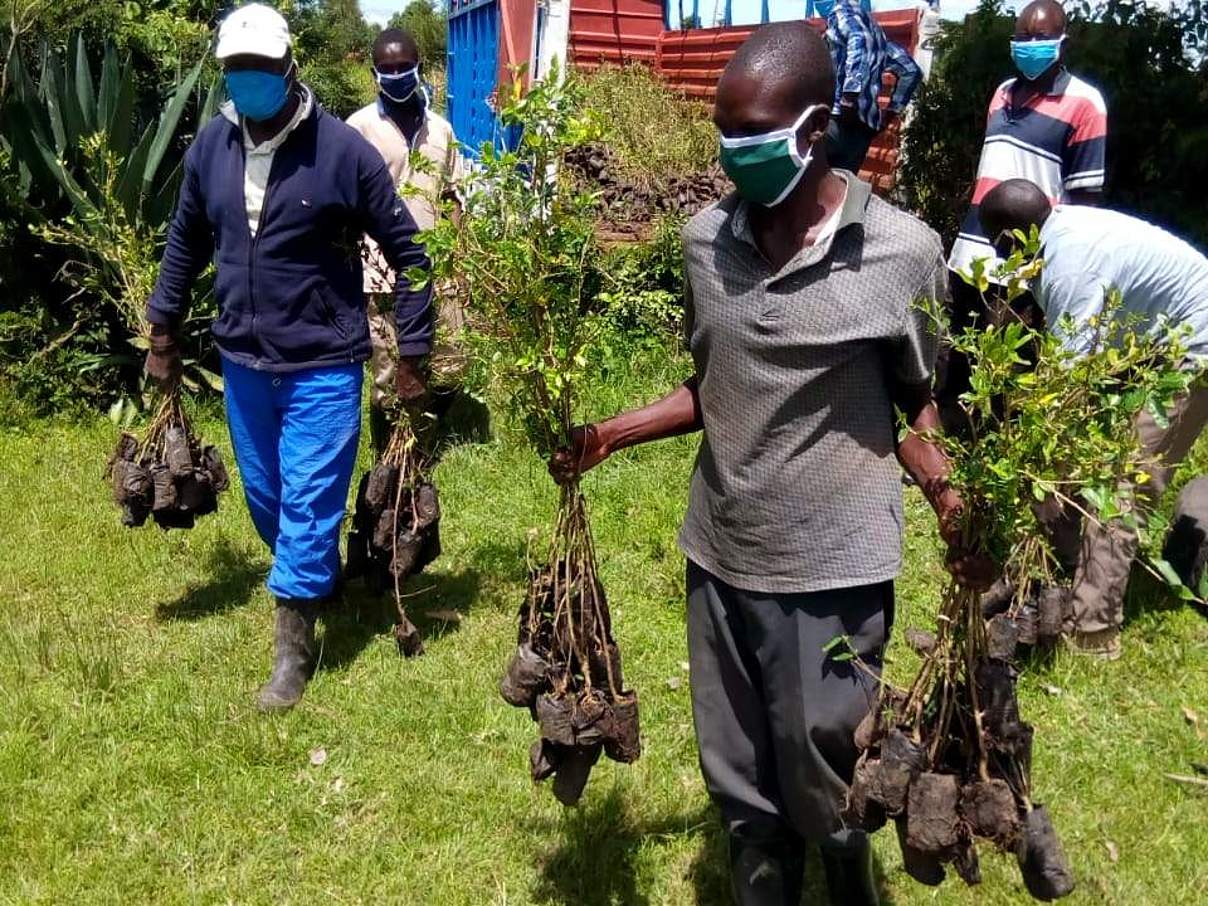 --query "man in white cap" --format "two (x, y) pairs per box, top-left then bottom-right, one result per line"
(347, 26), (466, 452)
(144, 3), (434, 711)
